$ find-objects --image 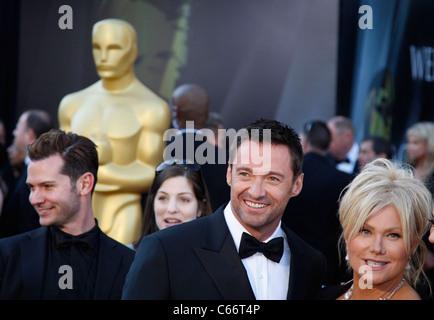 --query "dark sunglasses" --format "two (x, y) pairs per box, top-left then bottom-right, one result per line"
(155, 159), (201, 176)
